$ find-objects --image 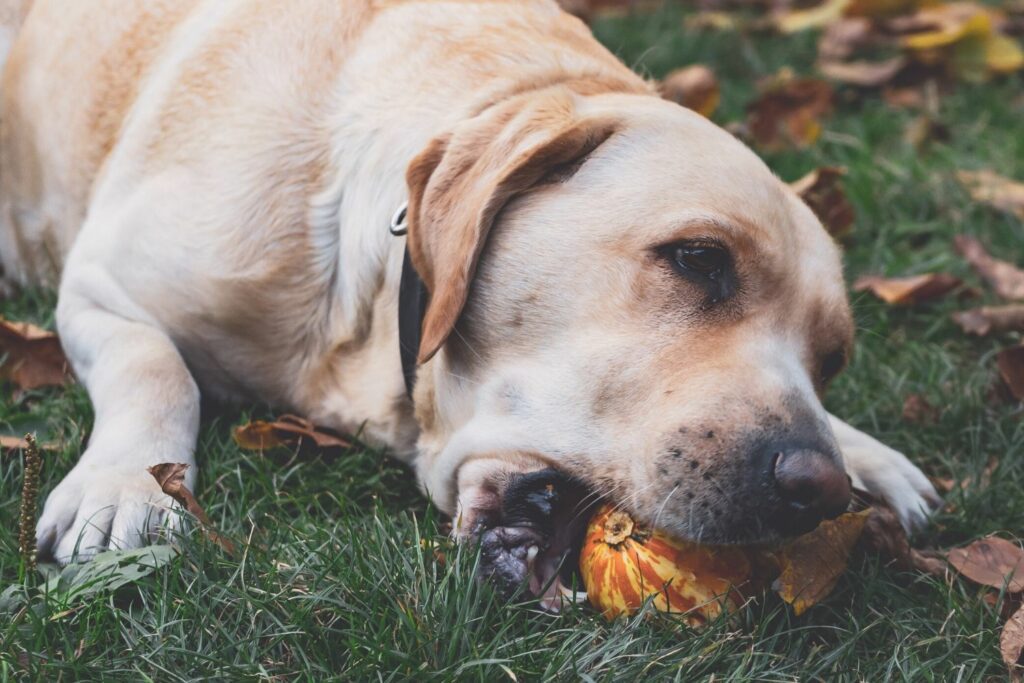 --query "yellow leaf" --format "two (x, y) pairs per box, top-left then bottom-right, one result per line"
(772, 510), (871, 616)
(902, 6), (991, 51)
(775, 0), (850, 34)
(985, 33), (1024, 73)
